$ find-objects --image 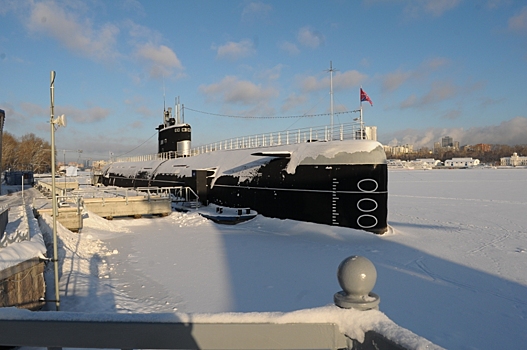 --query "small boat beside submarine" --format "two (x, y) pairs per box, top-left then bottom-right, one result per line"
(198, 204), (257, 225)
